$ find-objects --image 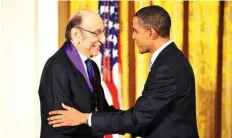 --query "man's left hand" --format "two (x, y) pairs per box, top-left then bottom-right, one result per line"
(48, 103), (89, 127)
